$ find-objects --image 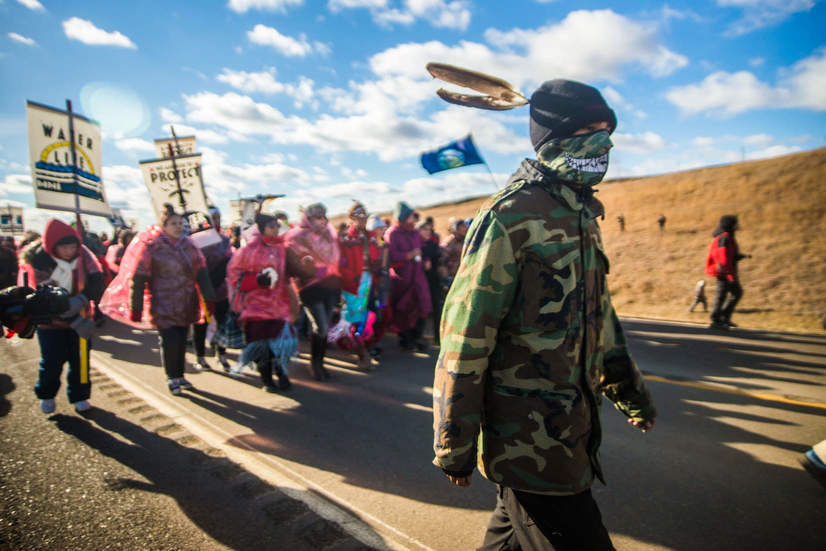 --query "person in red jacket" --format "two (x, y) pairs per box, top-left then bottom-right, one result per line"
(338, 202), (382, 370)
(18, 219), (104, 414)
(705, 214), (750, 329)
